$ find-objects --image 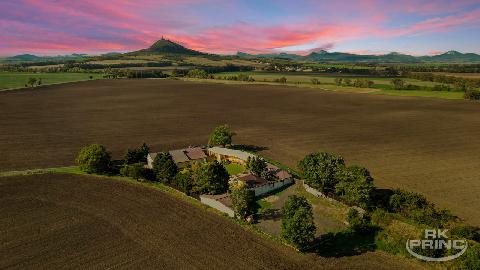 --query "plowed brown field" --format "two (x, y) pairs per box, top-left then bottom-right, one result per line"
(0, 173), (422, 269)
(0, 79), (479, 225)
